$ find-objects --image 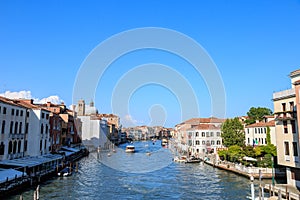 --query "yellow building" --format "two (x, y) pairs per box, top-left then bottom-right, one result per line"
(273, 69), (300, 188)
